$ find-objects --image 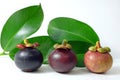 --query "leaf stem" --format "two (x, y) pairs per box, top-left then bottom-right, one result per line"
(0, 51), (8, 56)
